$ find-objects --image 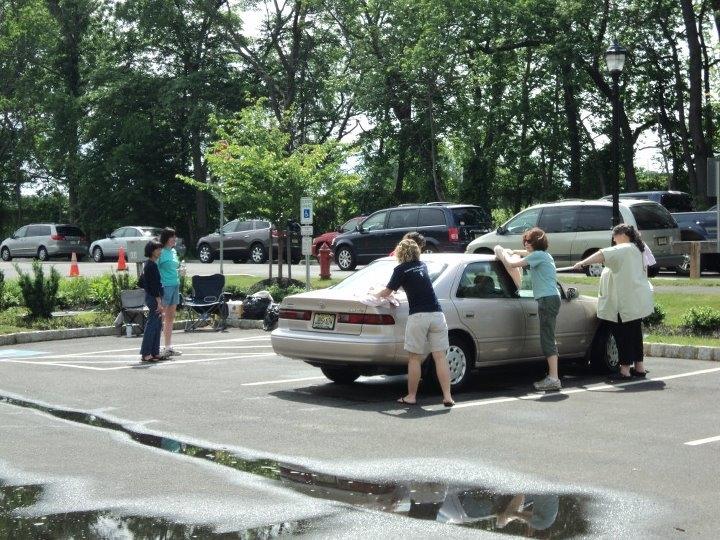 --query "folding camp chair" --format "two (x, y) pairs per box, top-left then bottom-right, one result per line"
(183, 274), (229, 332)
(120, 289), (148, 335)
